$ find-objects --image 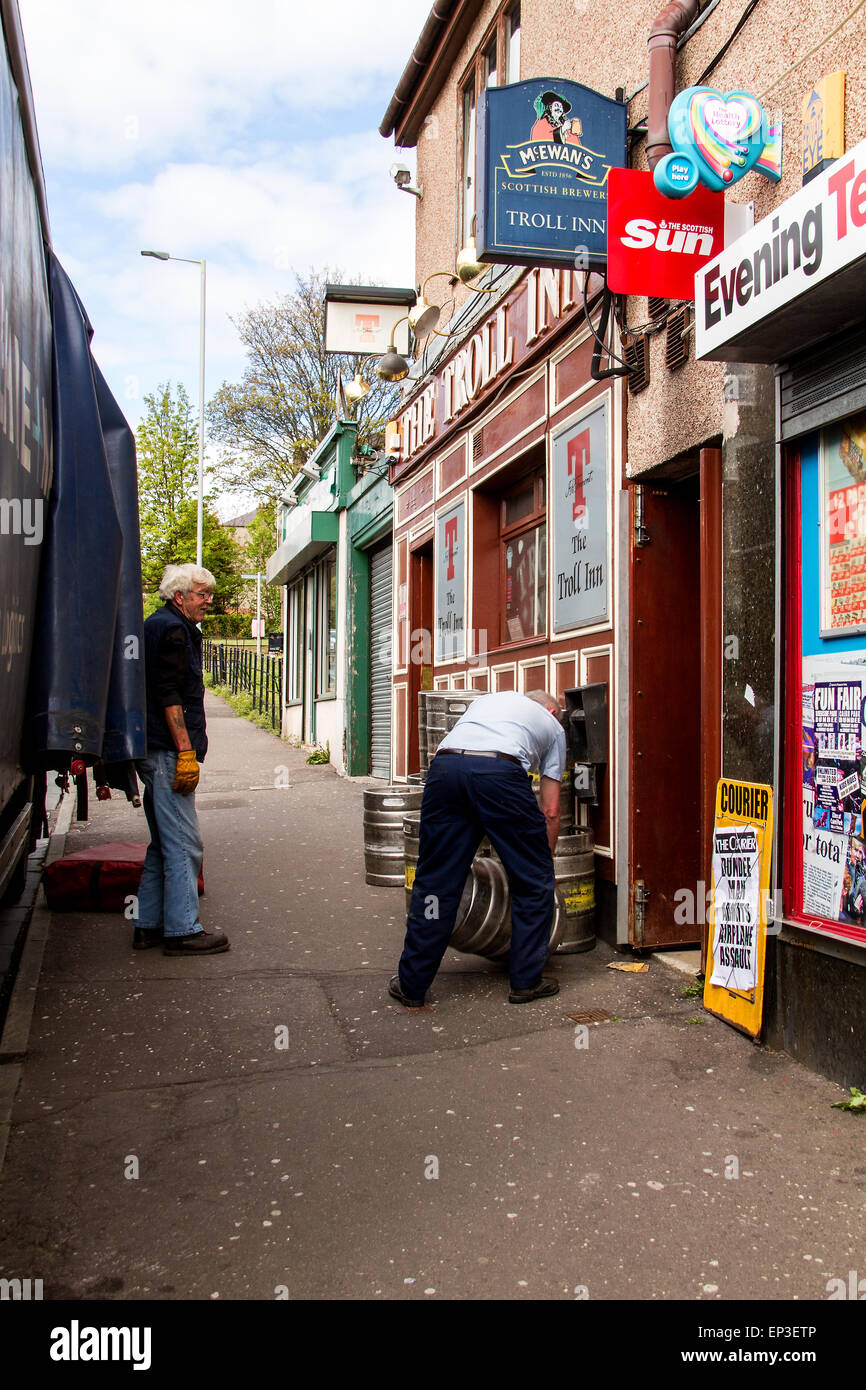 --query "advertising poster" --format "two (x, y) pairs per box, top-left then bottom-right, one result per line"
(822, 413), (866, 635)
(709, 825), (761, 991)
(801, 653), (866, 928)
(435, 500), (465, 663)
(551, 402), (608, 632)
(704, 779), (773, 1038)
